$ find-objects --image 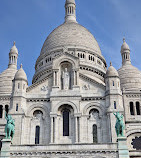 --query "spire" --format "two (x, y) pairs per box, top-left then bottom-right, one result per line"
(65, 0), (77, 23)
(8, 41), (18, 69)
(110, 61), (112, 66)
(121, 38), (131, 65)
